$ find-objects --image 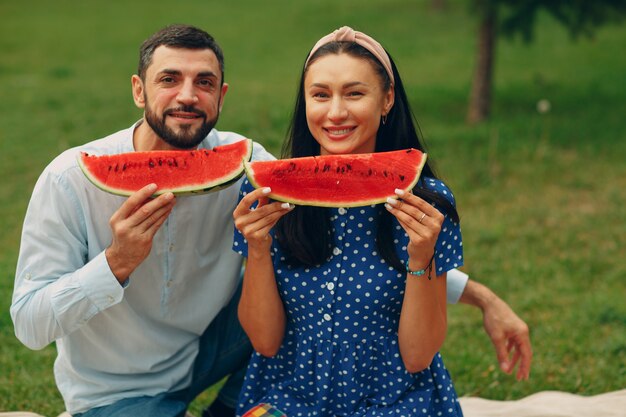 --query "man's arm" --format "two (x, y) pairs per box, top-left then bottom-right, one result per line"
(459, 279), (532, 380)
(11, 169), (125, 349)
